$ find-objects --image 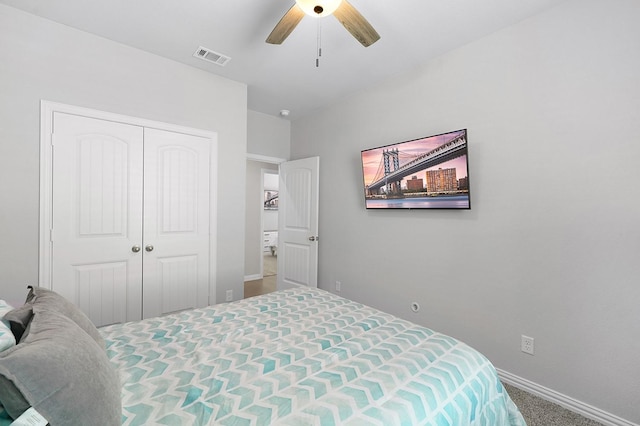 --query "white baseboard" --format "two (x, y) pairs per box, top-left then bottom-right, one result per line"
(497, 369), (638, 426)
(244, 274), (262, 282)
